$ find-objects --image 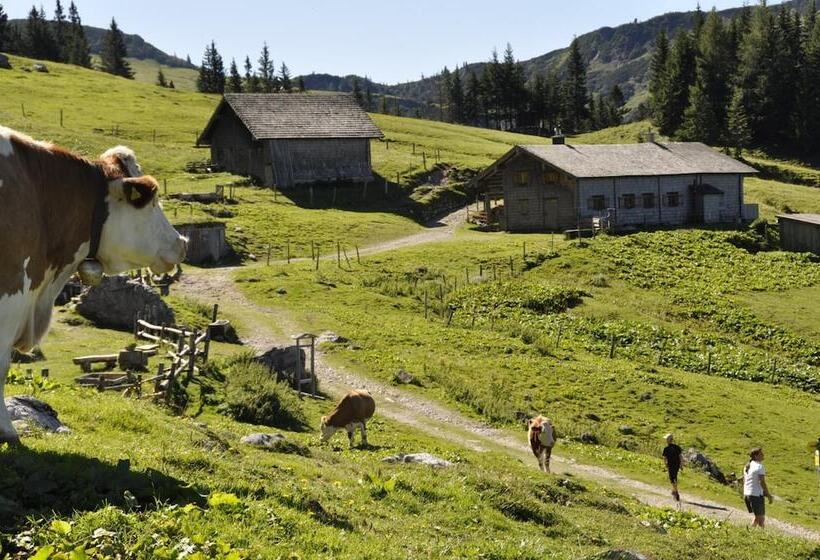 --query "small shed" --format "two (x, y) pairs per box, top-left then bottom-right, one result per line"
(778, 214), (820, 255)
(197, 93), (383, 188)
(174, 222), (230, 264)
